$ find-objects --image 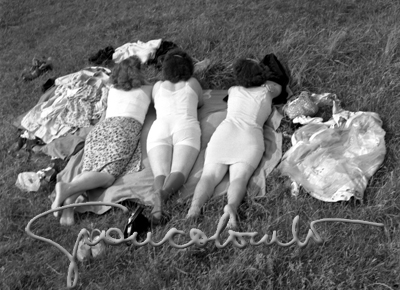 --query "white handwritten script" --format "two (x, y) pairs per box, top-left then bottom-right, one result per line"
(25, 202), (385, 288)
